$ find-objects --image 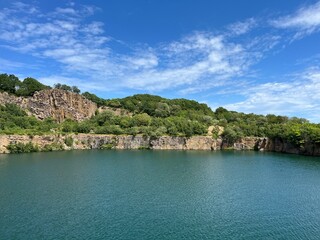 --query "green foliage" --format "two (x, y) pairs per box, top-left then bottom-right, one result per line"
(1, 73), (320, 147)
(64, 136), (74, 147)
(109, 94), (213, 119)
(82, 92), (106, 107)
(0, 104), (58, 135)
(71, 86), (80, 94)
(222, 126), (243, 144)
(0, 73), (50, 96)
(0, 74), (20, 93)
(7, 142), (39, 153)
(16, 77), (50, 96)
(100, 143), (115, 149)
(42, 143), (64, 152)
(95, 125), (123, 134)
(54, 83), (81, 94)
(131, 113), (152, 126)
(2, 103), (27, 117)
